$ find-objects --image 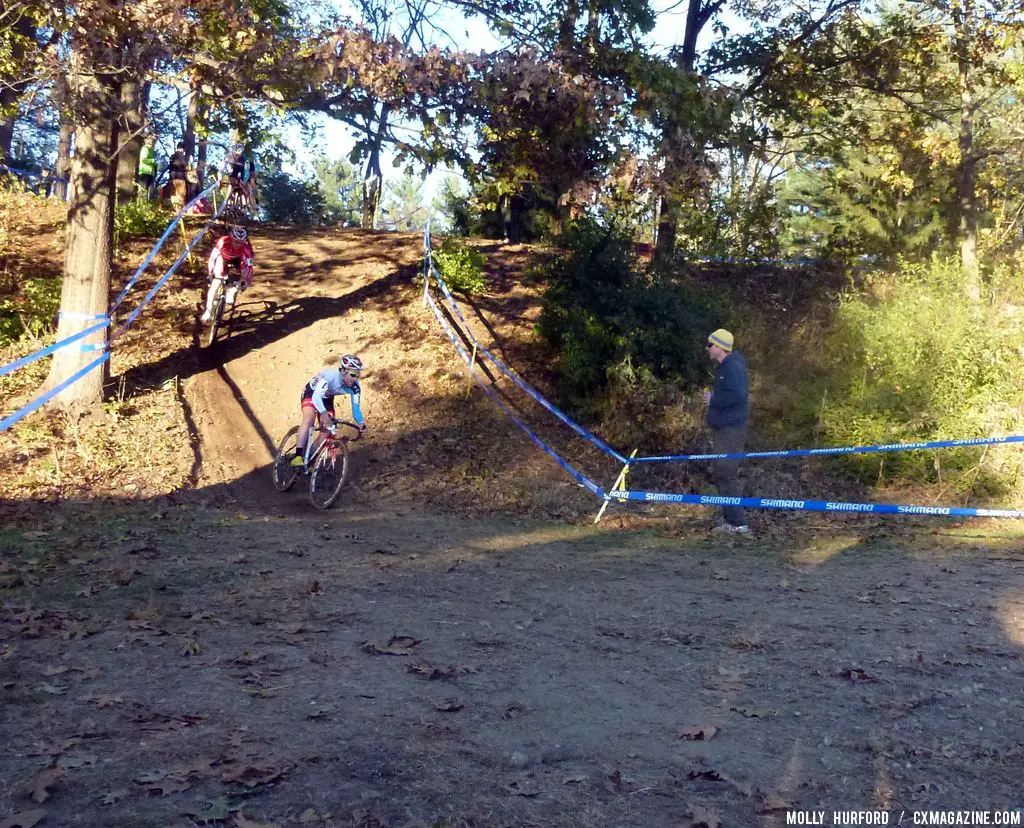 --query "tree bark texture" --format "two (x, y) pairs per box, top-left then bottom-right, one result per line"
(653, 0), (710, 265)
(954, 5), (980, 300)
(54, 119), (74, 202)
(361, 102), (392, 228)
(115, 75), (147, 204)
(45, 48), (119, 407)
(362, 154), (382, 229)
